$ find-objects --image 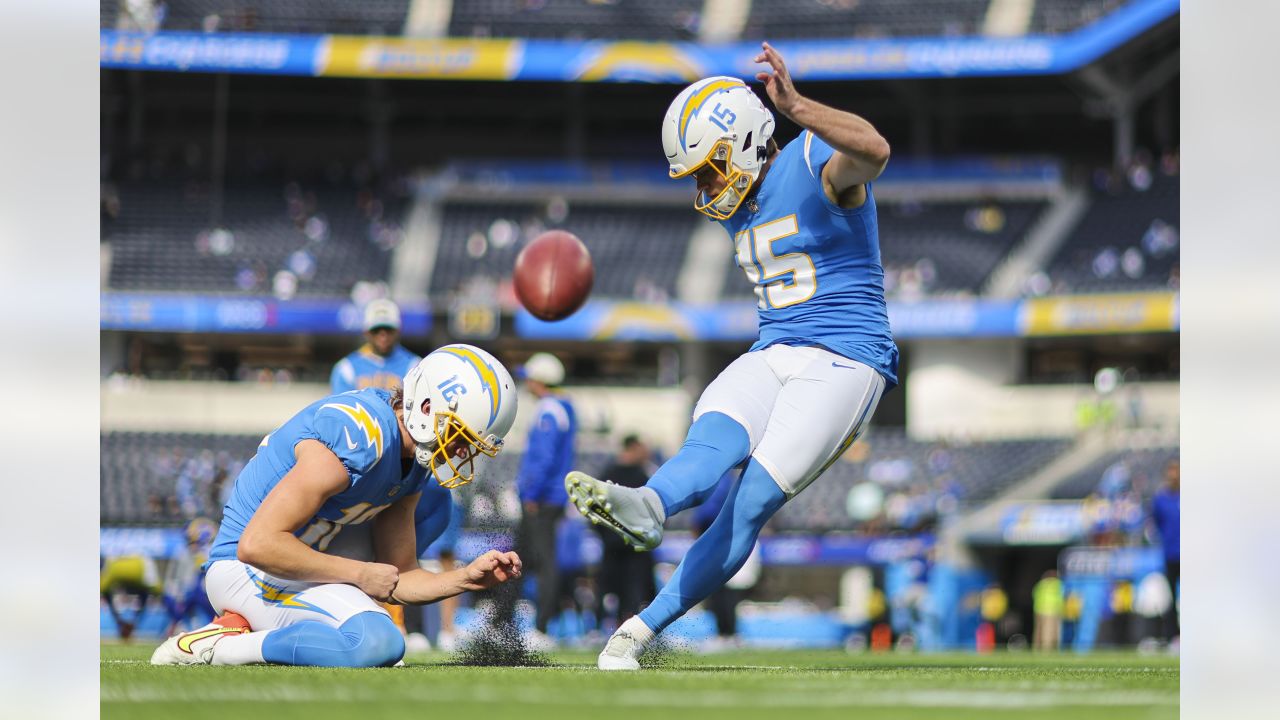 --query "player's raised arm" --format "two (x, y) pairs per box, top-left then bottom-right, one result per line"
(754, 41), (891, 196)
(239, 439), (398, 599)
